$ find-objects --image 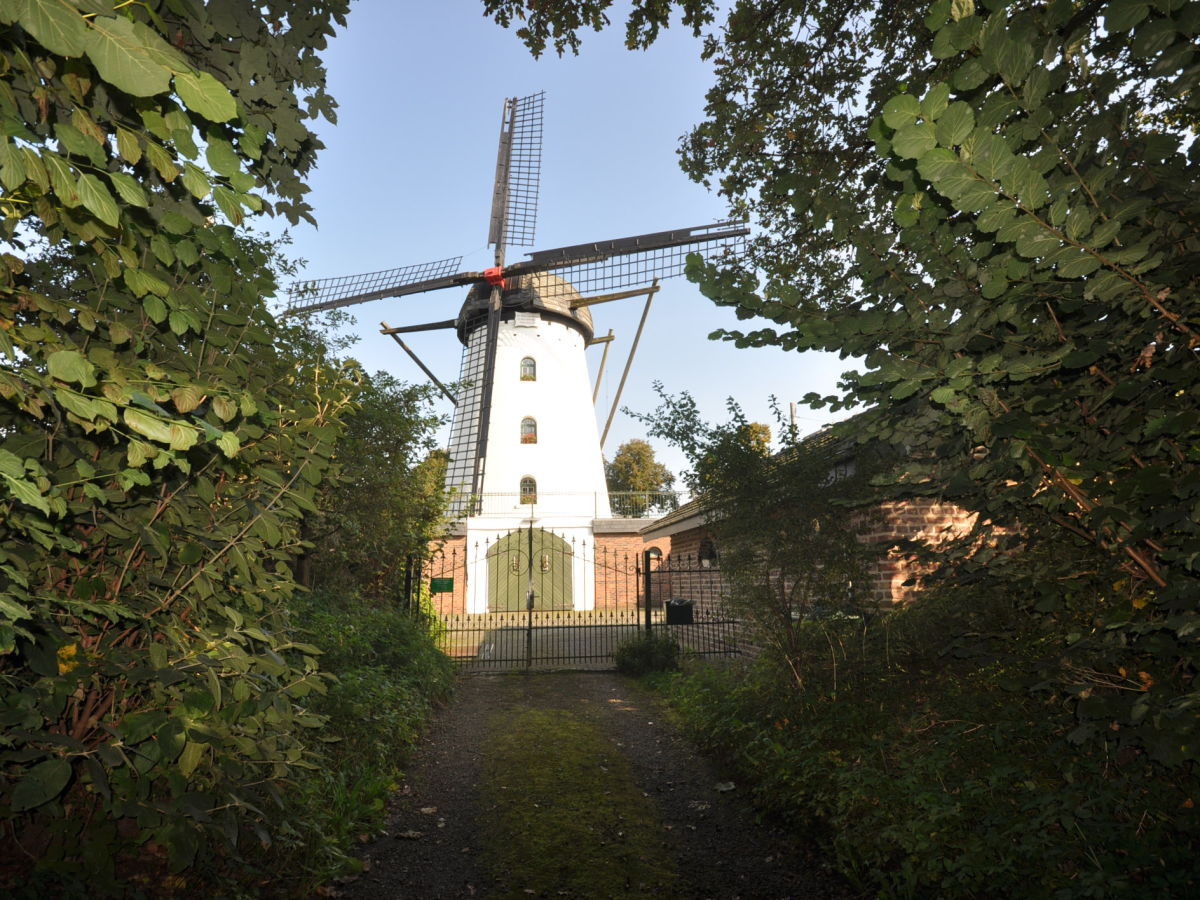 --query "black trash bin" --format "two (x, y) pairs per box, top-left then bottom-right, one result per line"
(665, 598), (694, 625)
